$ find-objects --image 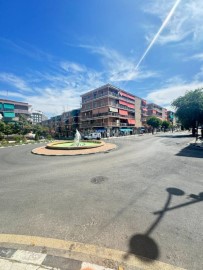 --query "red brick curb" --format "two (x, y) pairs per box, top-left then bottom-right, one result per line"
(31, 142), (117, 156)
